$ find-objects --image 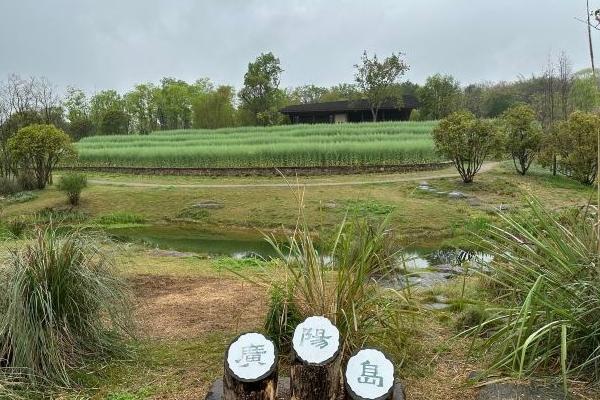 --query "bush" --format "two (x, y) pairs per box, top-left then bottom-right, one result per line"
(500, 104), (542, 175)
(432, 111), (499, 183)
(0, 227), (133, 385)
(555, 111), (600, 185)
(239, 213), (416, 363)
(57, 173), (87, 206)
(8, 124), (76, 189)
(0, 177), (22, 196)
(471, 197), (600, 386)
